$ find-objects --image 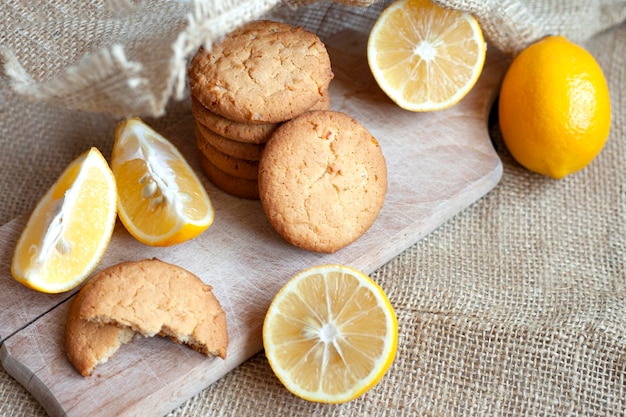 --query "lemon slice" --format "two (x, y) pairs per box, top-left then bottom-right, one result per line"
(11, 148), (117, 293)
(367, 0), (487, 111)
(263, 264), (398, 403)
(111, 117), (214, 246)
